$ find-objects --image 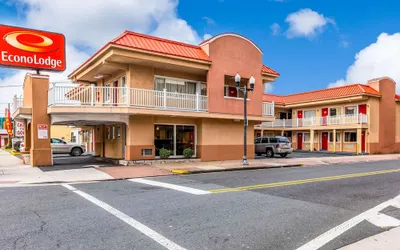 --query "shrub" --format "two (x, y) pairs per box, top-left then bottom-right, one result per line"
(159, 148), (171, 159)
(183, 148), (193, 159)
